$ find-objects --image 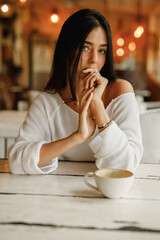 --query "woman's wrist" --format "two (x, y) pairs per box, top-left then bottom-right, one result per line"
(90, 96), (104, 115)
(90, 97), (110, 131)
(72, 131), (87, 144)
